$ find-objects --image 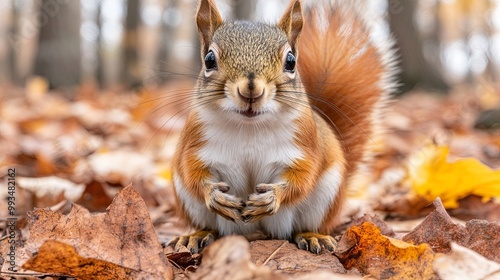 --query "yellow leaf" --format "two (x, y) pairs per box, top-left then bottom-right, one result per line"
(406, 144), (500, 208)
